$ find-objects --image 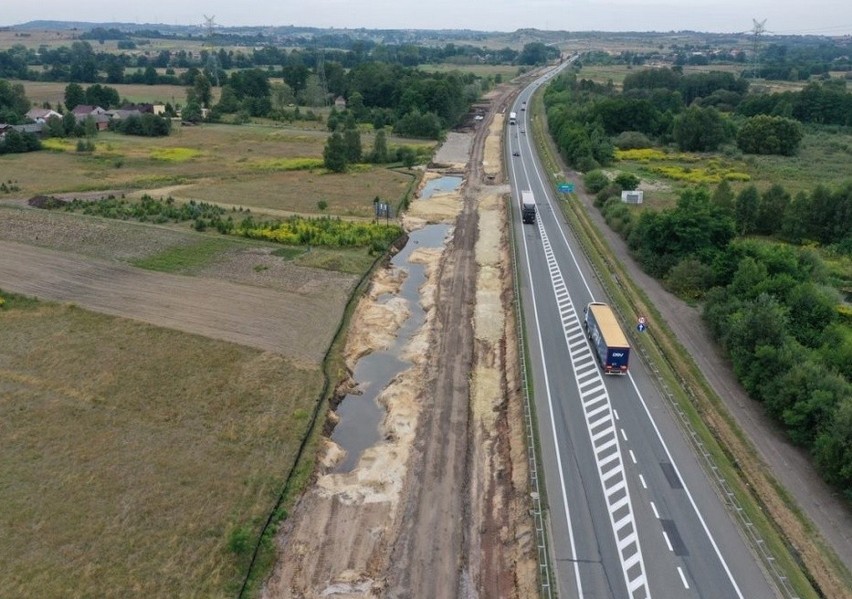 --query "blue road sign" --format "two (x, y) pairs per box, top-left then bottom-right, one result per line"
(557, 183), (575, 193)
(637, 323), (646, 332)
